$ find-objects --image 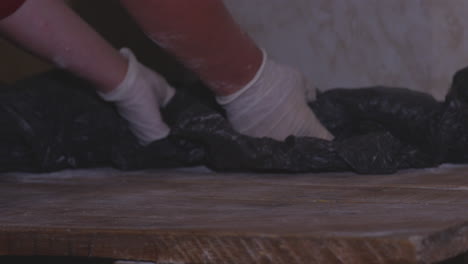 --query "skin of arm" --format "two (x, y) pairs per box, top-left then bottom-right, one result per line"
(120, 0), (263, 96)
(0, 0), (128, 93)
